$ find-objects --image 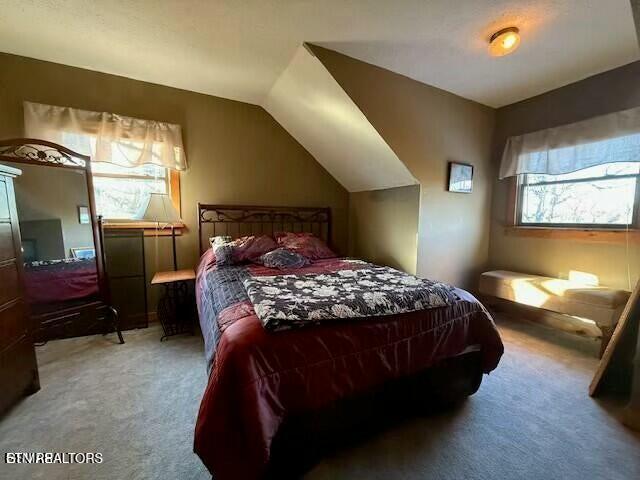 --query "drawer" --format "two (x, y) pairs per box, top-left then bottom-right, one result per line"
(34, 303), (110, 342)
(0, 262), (19, 306)
(36, 310), (82, 342)
(0, 223), (16, 262)
(0, 301), (27, 351)
(104, 235), (144, 277)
